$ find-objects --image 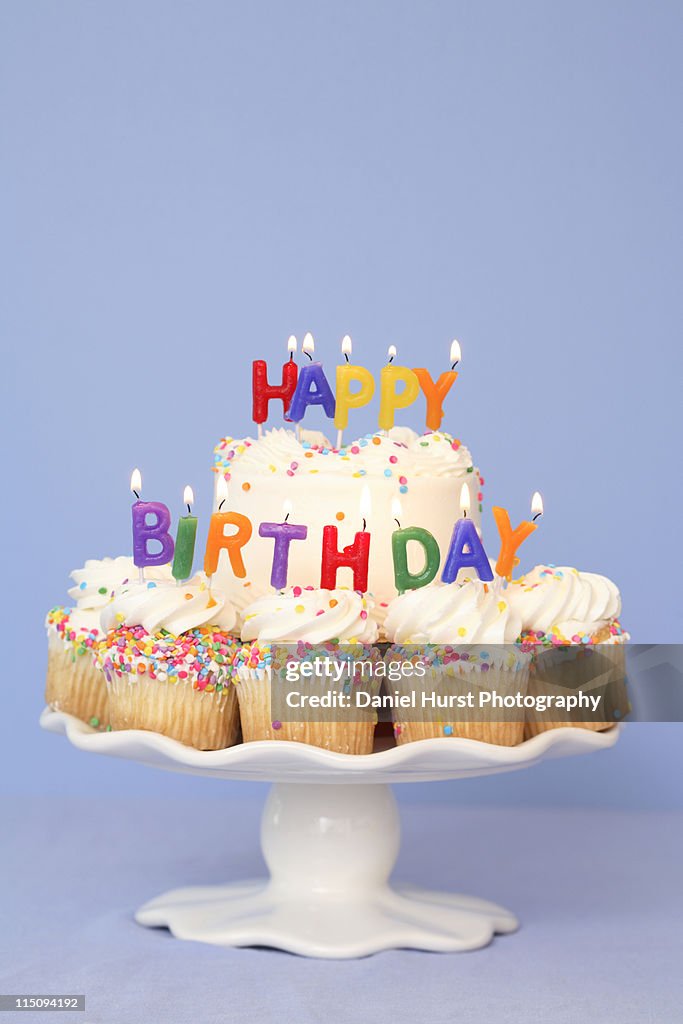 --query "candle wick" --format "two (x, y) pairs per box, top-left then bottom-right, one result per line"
(388, 355), (394, 364)
(289, 353), (294, 361)
(532, 512), (542, 522)
(463, 510), (467, 518)
(362, 518), (367, 532)
(218, 499), (225, 511)
(305, 350), (313, 361)
(451, 360), (459, 370)
(133, 490), (140, 500)
(344, 352), (349, 363)
(394, 518), (401, 529)
(284, 512), (290, 523)
(186, 504), (192, 515)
